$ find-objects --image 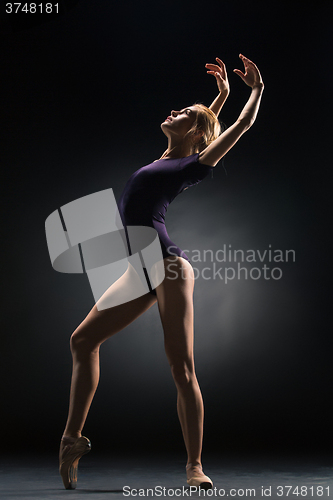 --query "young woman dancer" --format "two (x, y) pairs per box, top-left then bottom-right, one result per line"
(59, 54), (264, 490)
